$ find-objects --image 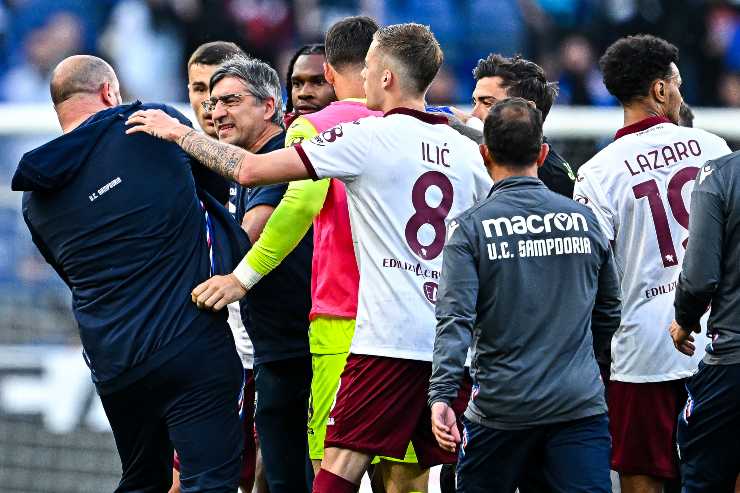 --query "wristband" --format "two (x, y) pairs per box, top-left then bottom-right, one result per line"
(233, 258), (263, 291)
